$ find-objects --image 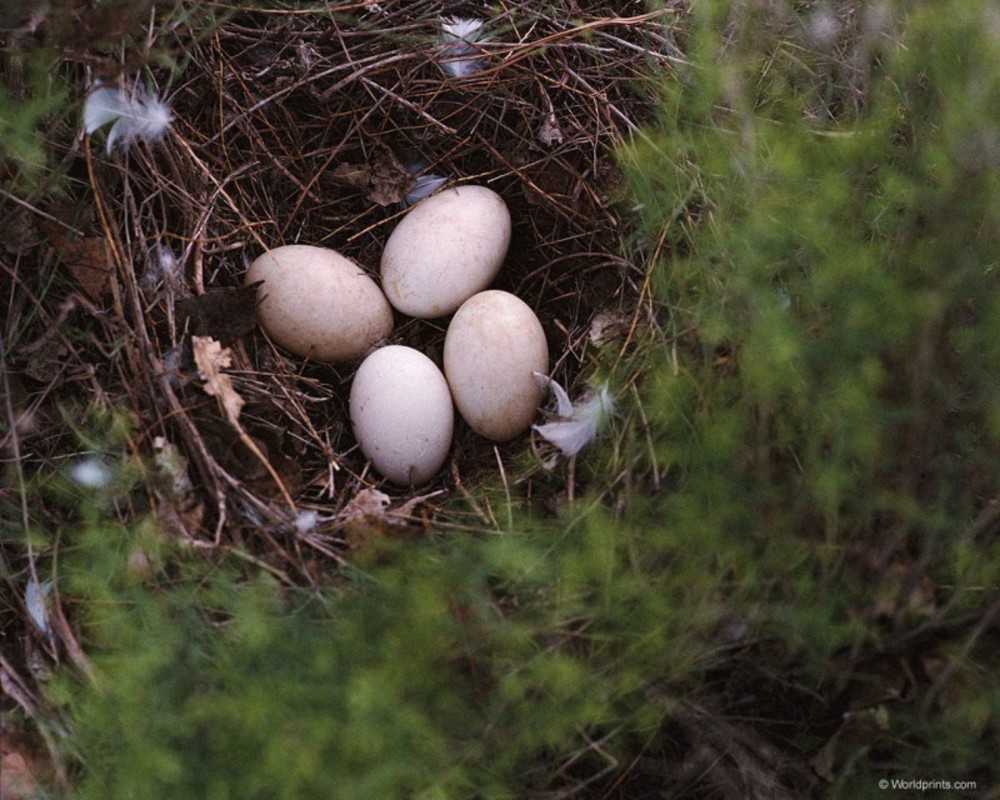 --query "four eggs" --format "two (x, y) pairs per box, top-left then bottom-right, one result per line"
(244, 185), (549, 486)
